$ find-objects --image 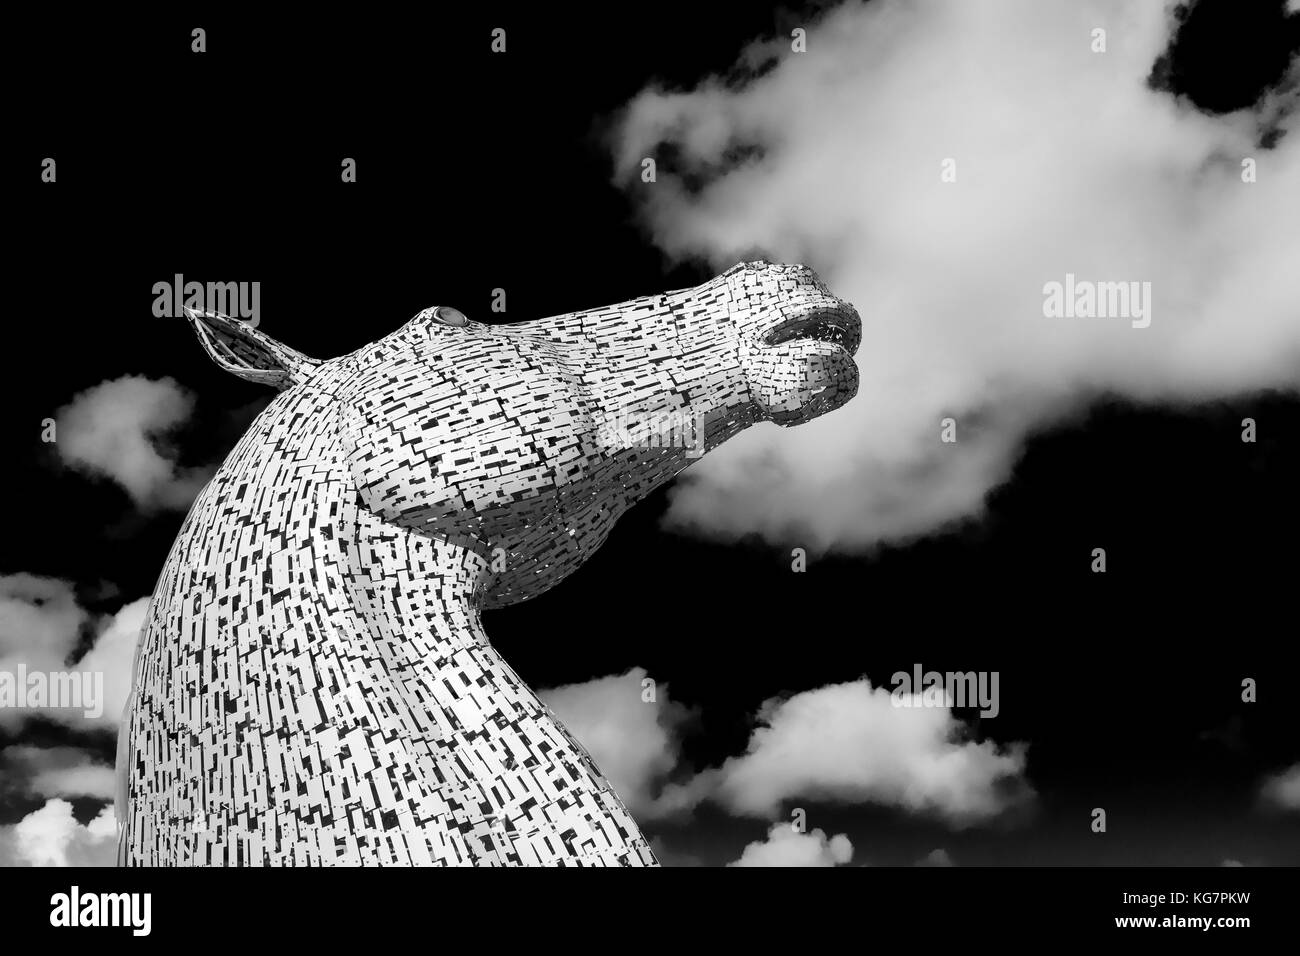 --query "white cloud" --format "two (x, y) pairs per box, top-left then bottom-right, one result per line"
(30, 763), (118, 800)
(539, 667), (694, 818)
(0, 799), (117, 867)
(613, 0), (1300, 549)
(0, 575), (87, 671)
(660, 678), (1031, 824)
(1260, 762), (1300, 810)
(71, 597), (149, 729)
(729, 822), (853, 867)
(1, 746), (117, 800)
(55, 375), (210, 510)
(0, 575), (147, 729)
